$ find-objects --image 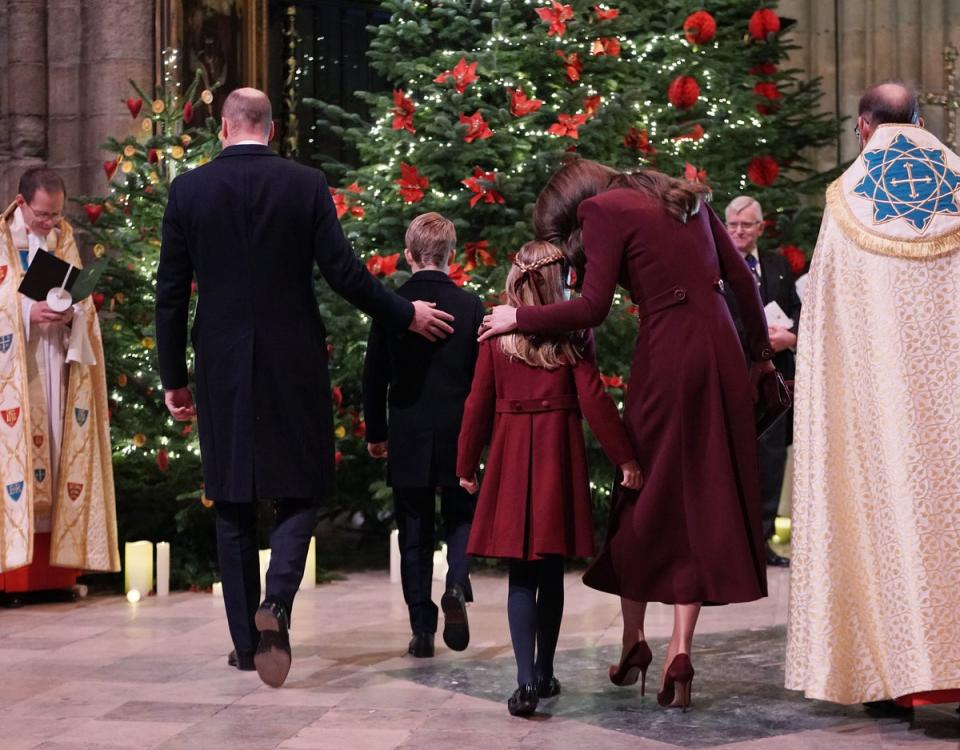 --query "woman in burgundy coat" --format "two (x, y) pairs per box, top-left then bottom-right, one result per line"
(480, 160), (775, 711)
(457, 240), (642, 717)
